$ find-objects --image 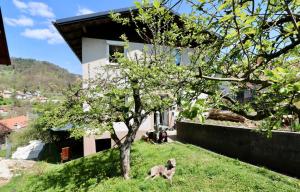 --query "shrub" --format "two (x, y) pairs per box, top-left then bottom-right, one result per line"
(9, 122), (53, 149)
